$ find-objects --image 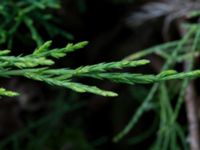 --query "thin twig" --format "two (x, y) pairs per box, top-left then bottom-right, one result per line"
(185, 79), (200, 150)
